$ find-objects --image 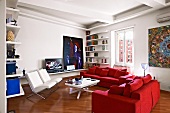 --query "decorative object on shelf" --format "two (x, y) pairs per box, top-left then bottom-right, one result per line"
(102, 45), (106, 50)
(94, 34), (98, 39)
(23, 69), (26, 76)
(86, 31), (90, 35)
(106, 40), (108, 44)
(102, 59), (104, 63)
(141, 63), (148, 76)
(6, 15), (12, 23)
(7, 46), (15, 58)
(102, 40), (105, 44)
(94, 53), (98, 56)
(105, 59), (107, 63)
(92, 46), (95, 51)
(7, 30), (15, 41)
(101, 36), (103, 38)
(6, 61), (16, 75)
(10, 19), (17, 26)
(6, 77), (20, 96)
